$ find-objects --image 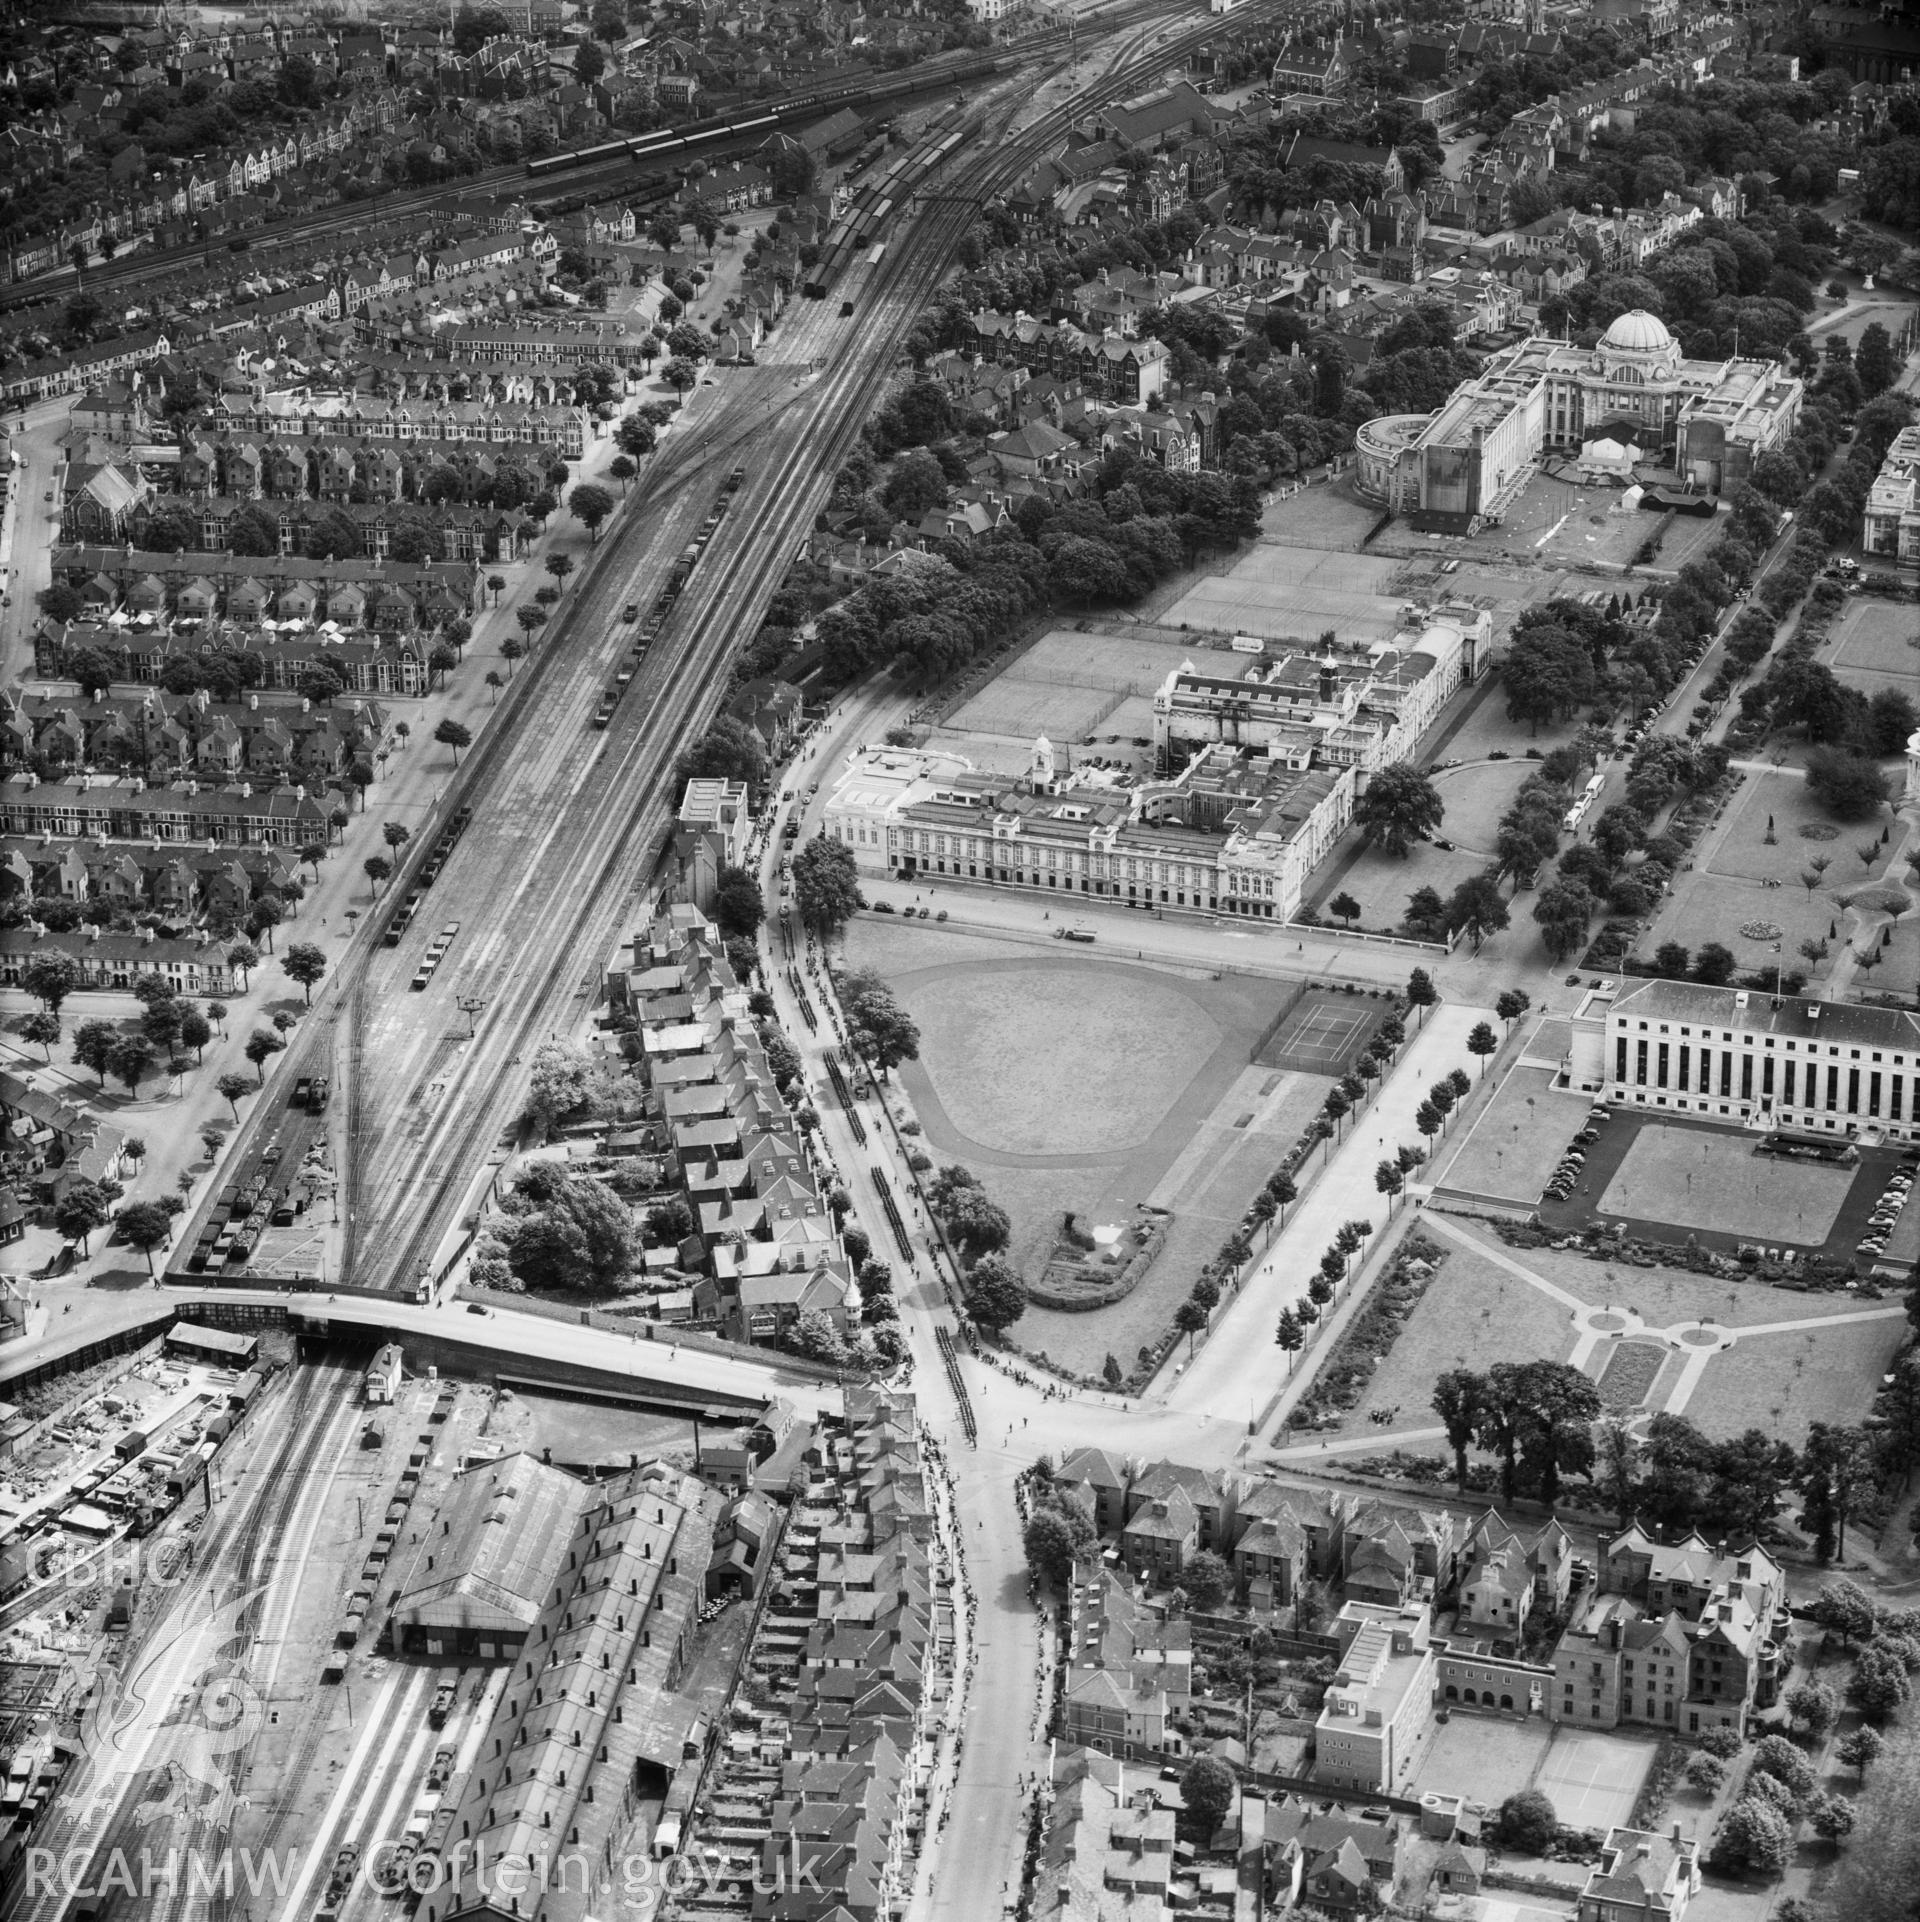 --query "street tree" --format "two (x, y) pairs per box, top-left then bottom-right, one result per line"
(21, 954), (82, 1015)
(283, 942), (327, 1005)
(55, 1180), (112, 1253)
(569, 482), (616, 542)
(1450, 871), (1511, 947)
(118, 1200), (174, 1275)
(1267, 1172), (1297, 1224)
(215, 1072), (253, 1119)
(1495, 988), (1532, 1029)
(1405, 967), (1439, 1022)
(227, 942), (260, 987)
(109, 1035), (155, 1096)
(1533, 880), (1596, 961)
(792, 837), (861, 939)
(1023, 1507), (1084, 1588)
(70, 1020), (115, 1086)
(21, 1010), (61, 1059)
(1468, 1020), (1498, 1076)
(965, 1252), (1025, 1333)
(1275, 1306), (1304, 1372)
(363, 855), (393, 897)
(713, 866), (765, 939)
(434, 718), (473, 765)
(840, 968), (921, 1078)
(244, 1028), (286, 1083)
(179, 1008), (212, 1060)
